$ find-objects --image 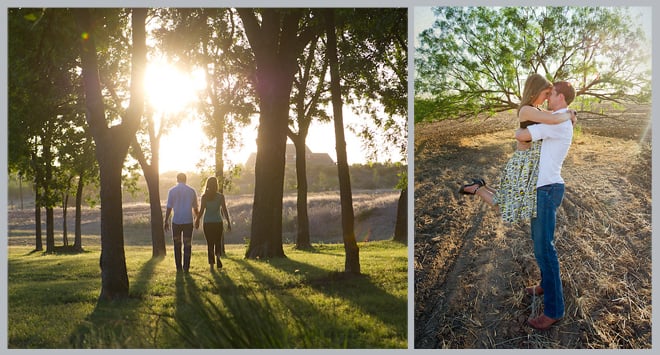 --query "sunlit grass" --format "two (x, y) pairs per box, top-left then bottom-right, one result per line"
(8, 241), (407, 349)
